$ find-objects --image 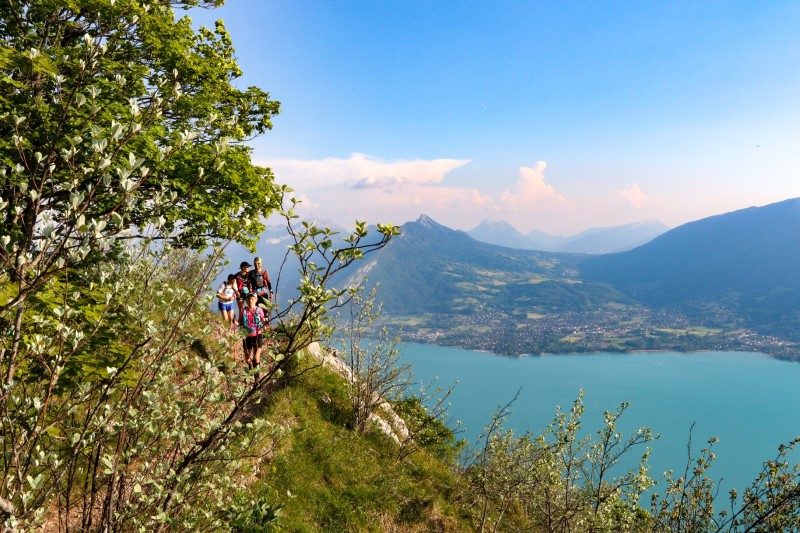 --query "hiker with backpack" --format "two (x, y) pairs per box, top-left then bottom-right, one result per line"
(241, 292), (266, 372)
(248, 256), (273, 312)
(217, 273), (240, 332)
(234, 261), (252, 318)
